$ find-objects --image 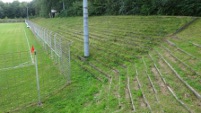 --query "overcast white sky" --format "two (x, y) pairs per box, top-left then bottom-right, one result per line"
(0, 0), (32, 3)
